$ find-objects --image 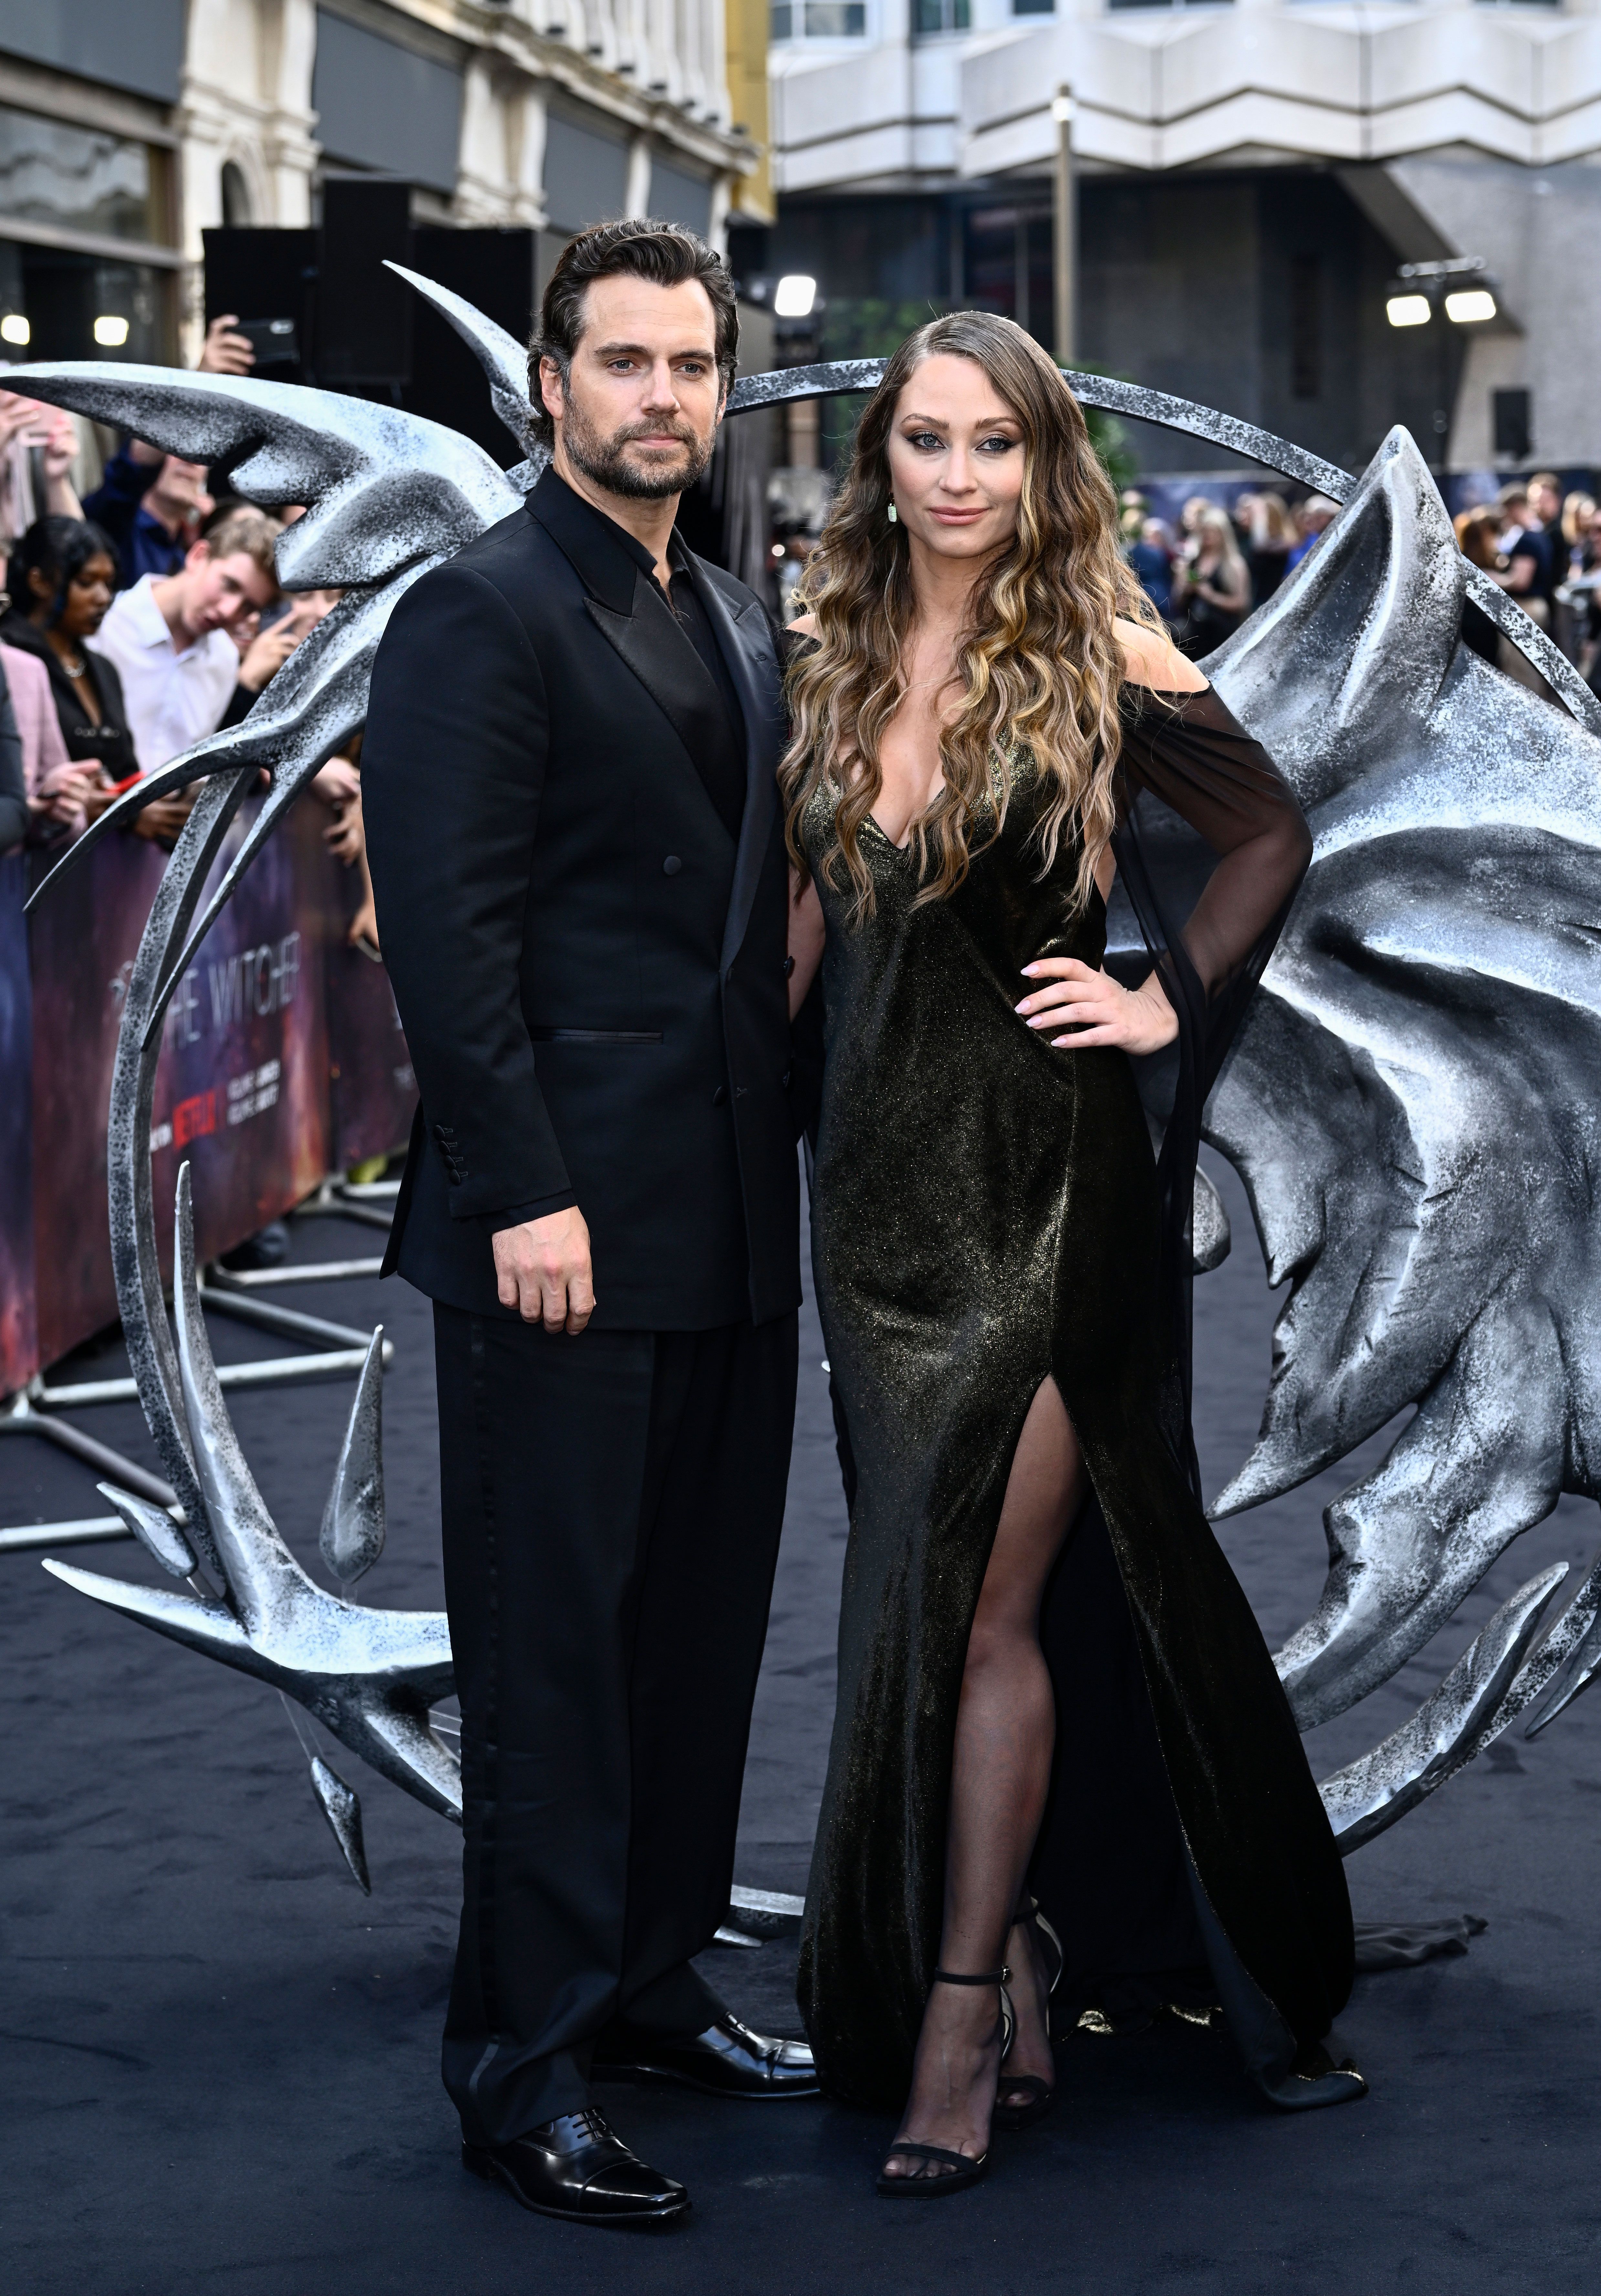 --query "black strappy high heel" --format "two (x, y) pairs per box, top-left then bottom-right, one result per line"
(995, 1896), (1064, 2133)
(876, 1965), (1014, 2198)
